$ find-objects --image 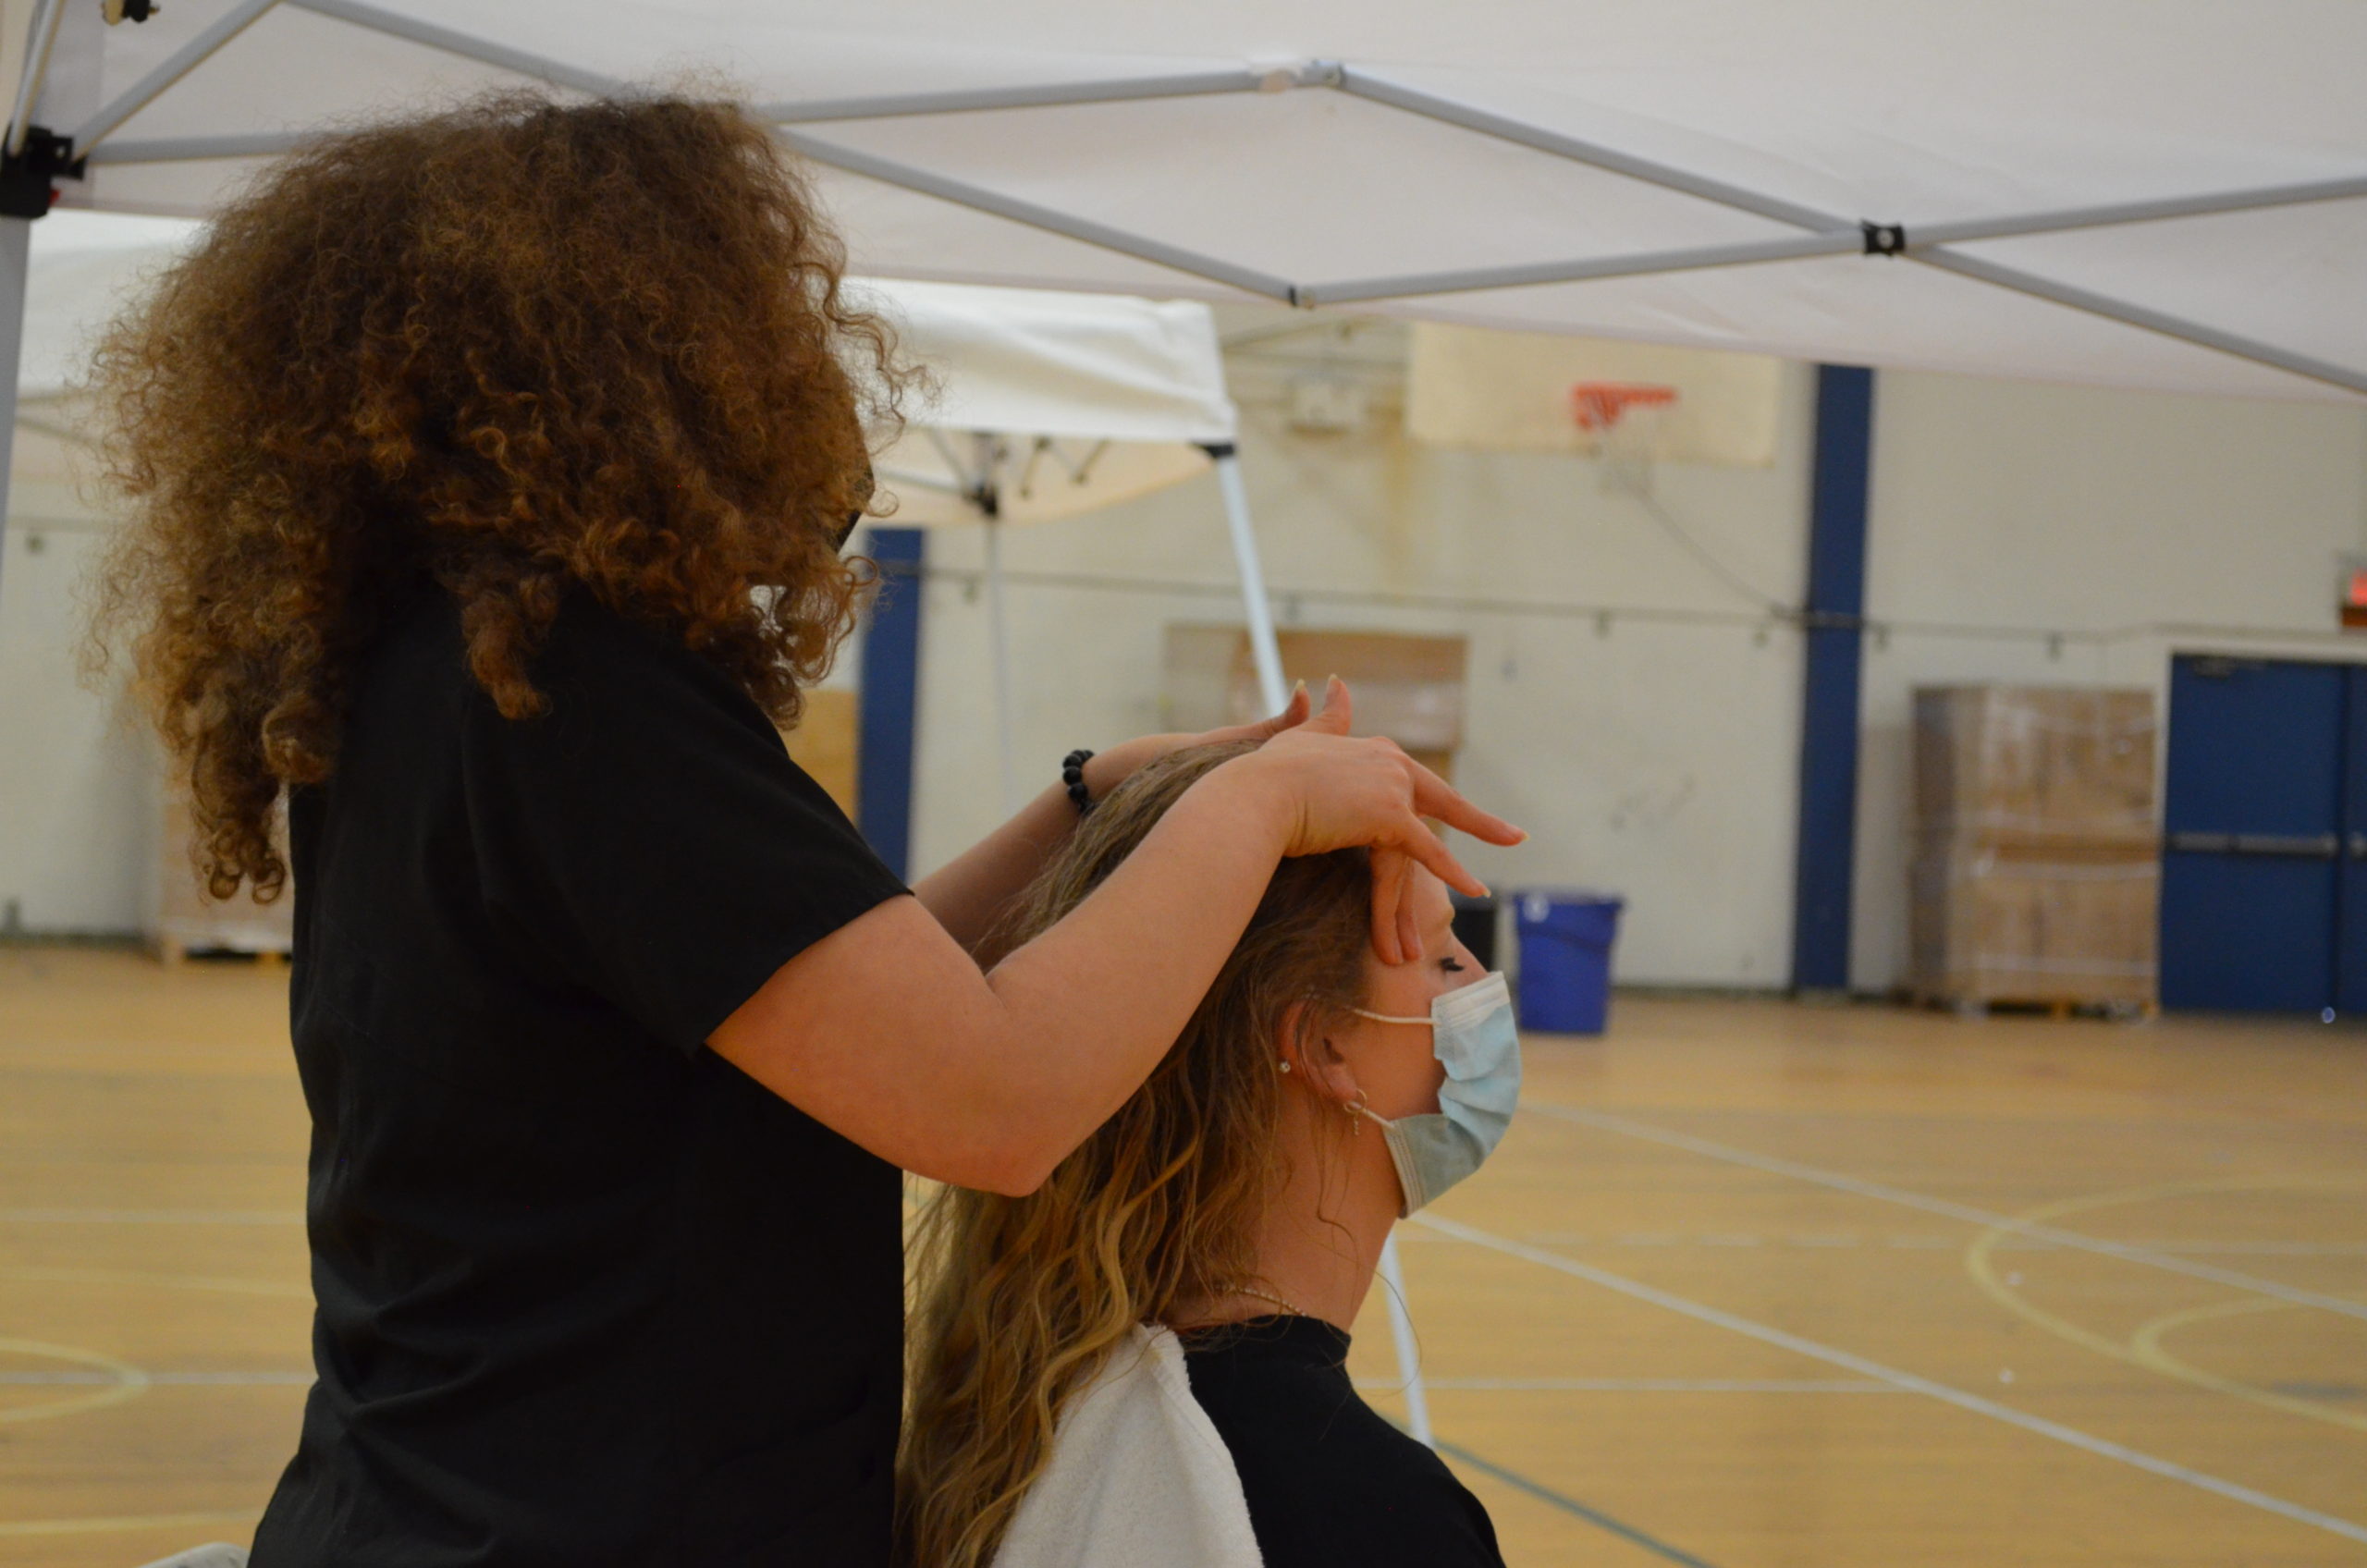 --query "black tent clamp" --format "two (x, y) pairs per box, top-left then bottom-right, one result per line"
(0, 126), (80, 219)
(1860, 221), (1908, 257)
